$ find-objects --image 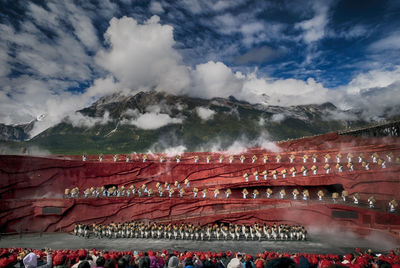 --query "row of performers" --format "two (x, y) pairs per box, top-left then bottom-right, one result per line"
(85, 152), (398, 165)
(73, 221), (307, 241)
(65, 185), (398, 212)
(241, 159), (389, 181)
